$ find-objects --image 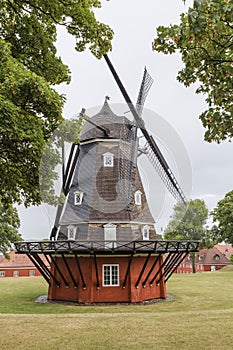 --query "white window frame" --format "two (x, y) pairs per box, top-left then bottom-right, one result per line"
(103, 152), (114, 167)
(102, 264), (119, 286)
(0, 271), (5, 277)
(74, 191), (84, 205)
(13, 271), (19, 277)
(104, 223), (117, 249)
(142, 225), (149, 240)
(29, 270), (35, 277)
(67, 225), (77, 240)
(134, 190), (142, 205)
